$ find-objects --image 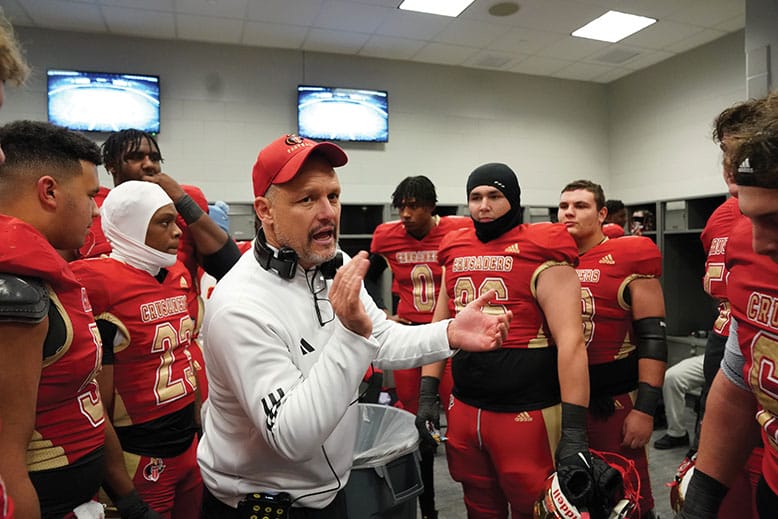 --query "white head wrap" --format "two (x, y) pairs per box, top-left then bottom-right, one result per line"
(102, 181), (178, 276)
